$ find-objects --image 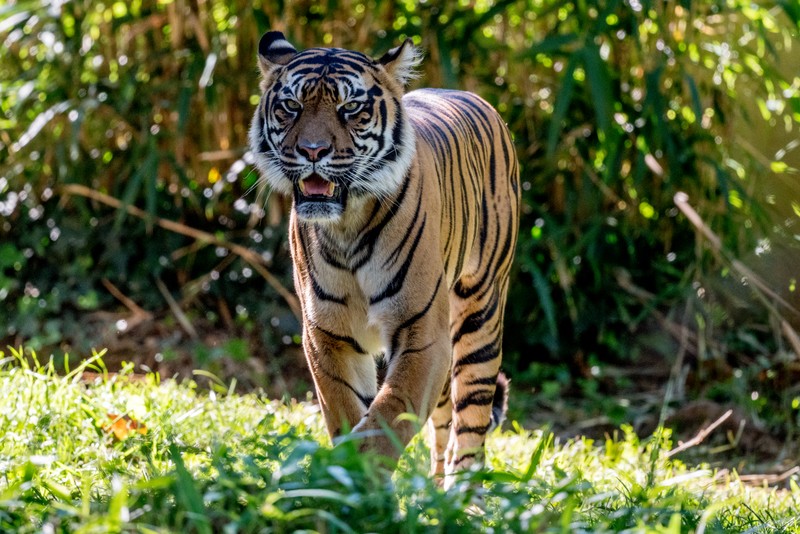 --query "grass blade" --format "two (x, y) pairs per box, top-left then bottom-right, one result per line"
(170, 444), (212, 534)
